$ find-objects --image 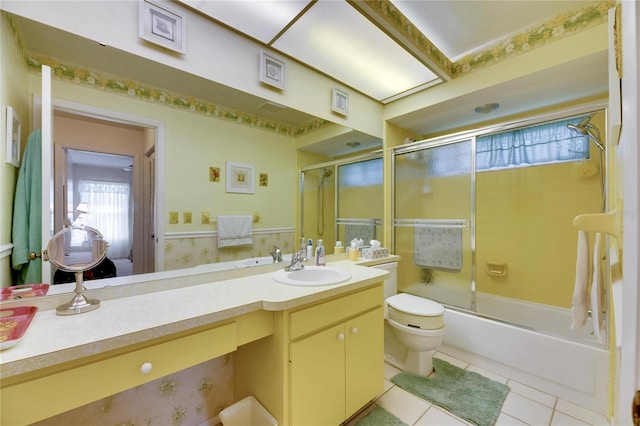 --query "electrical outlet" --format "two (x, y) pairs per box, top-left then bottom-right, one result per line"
(183, 212), (192, 224)
(169, 211), (179, 224)
(201, 212), (210, 224)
